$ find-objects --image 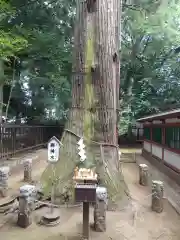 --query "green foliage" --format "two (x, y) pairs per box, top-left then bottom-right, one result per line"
(0, 0), (13, 17)
(0, 31), (27, 59)
(0, 1), (27, 60)
(1, 0), (75, 120)
(1, 0), (180, 132)
(119, 0), (180, 135)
